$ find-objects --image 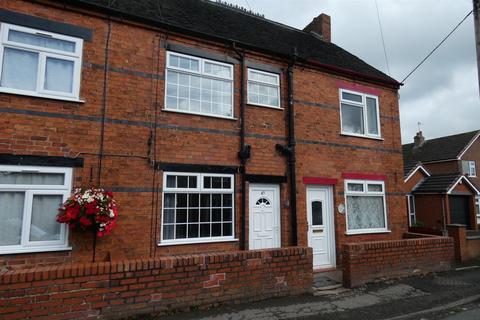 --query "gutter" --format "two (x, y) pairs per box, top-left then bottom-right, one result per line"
(59, 0), (401, 89)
